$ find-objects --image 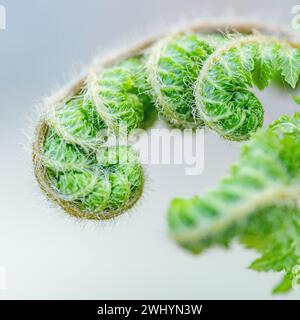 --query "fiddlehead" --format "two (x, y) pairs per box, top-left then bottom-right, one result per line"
(33, 21), (300, 220)
(195, 35), (300, 140)
(147, 33), (215, 129)
(168, 113), (300, 293)
(34, 57), (152, 220)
